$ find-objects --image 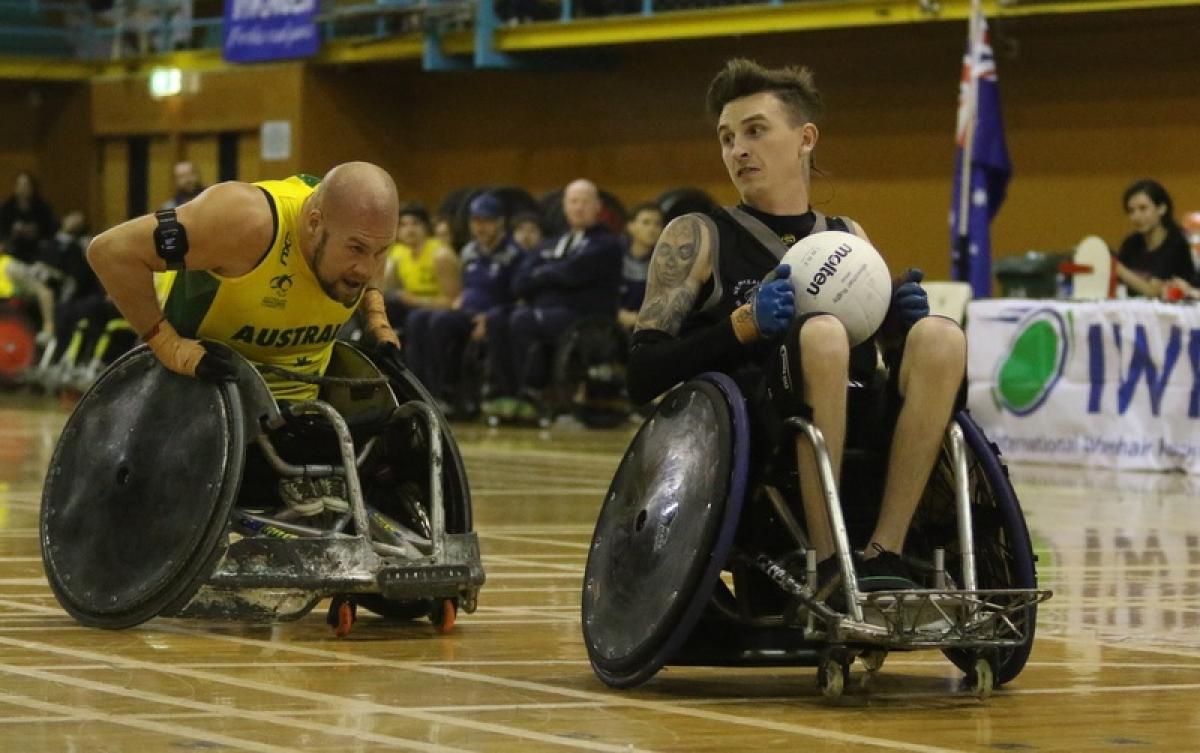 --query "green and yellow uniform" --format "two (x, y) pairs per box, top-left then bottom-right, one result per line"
(162, 175), (360, 401)
(390, 239), (442, 297)
(0, 255), (15, 298)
